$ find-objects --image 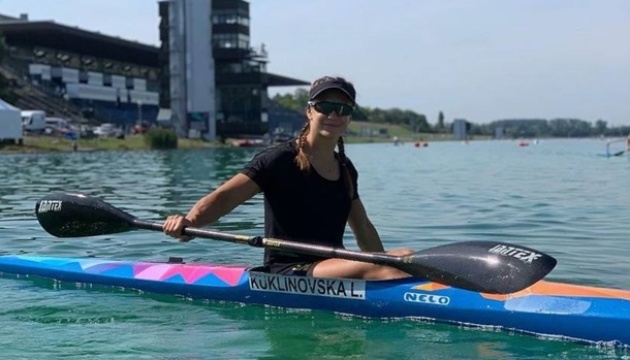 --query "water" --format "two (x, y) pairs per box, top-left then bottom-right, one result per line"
(1, 139), (630, 359)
